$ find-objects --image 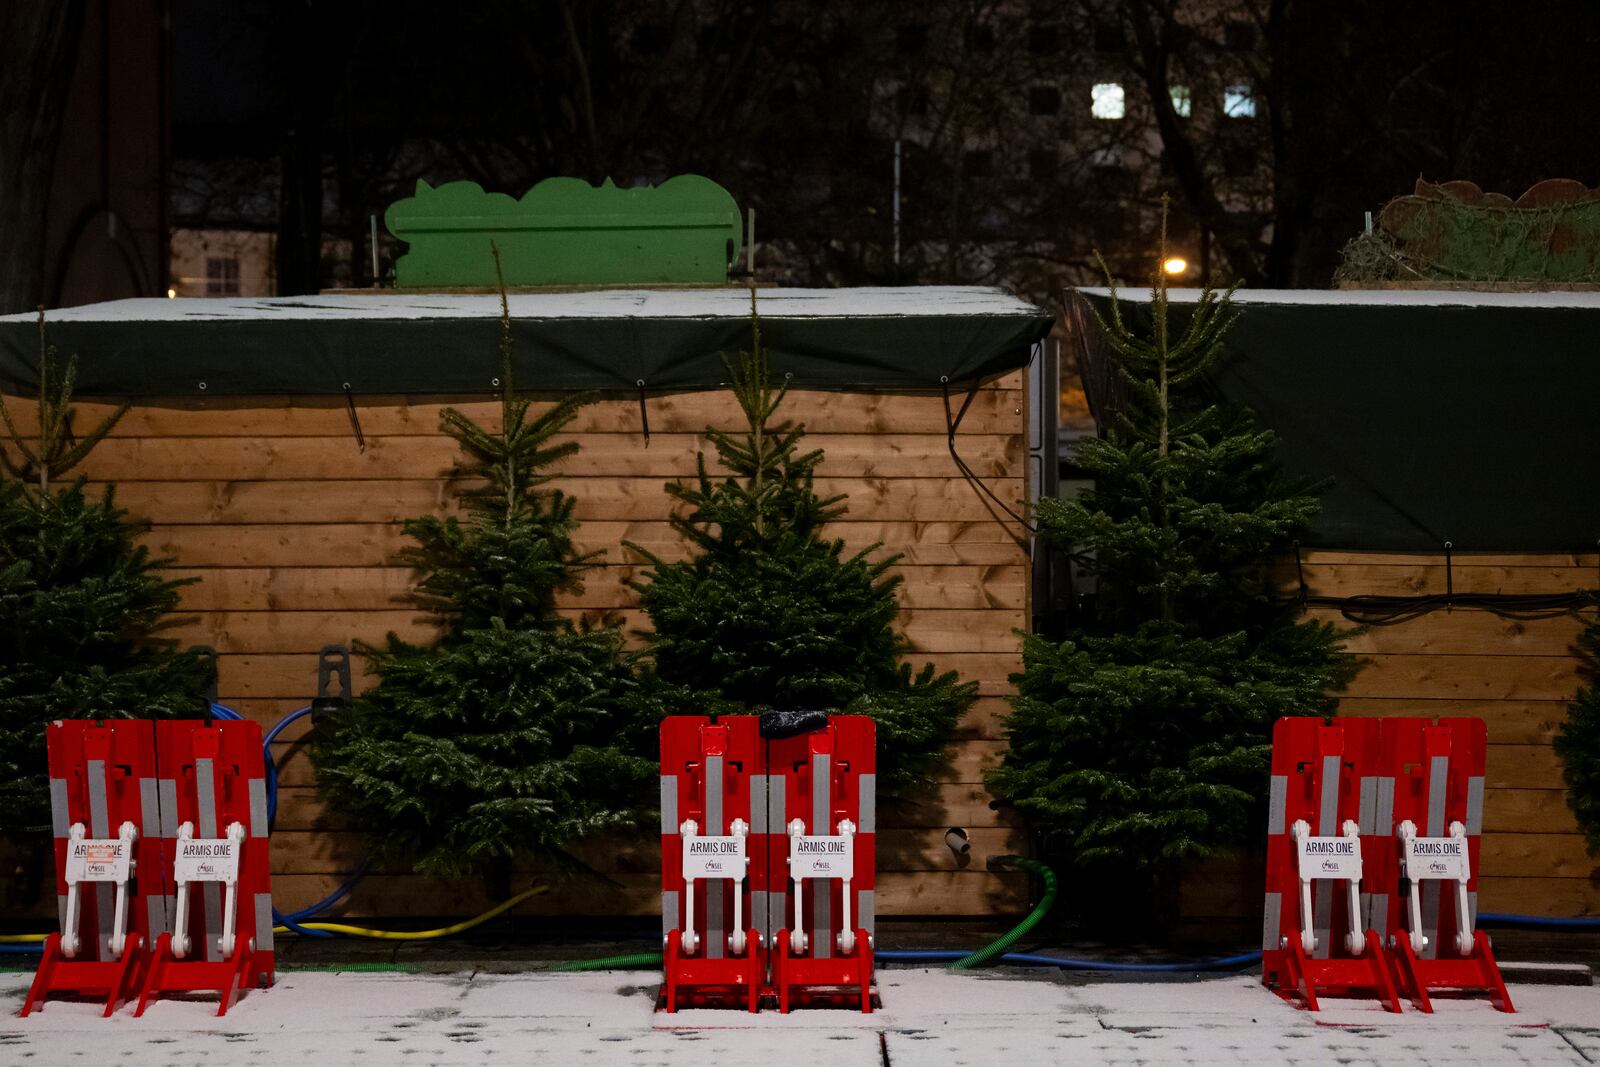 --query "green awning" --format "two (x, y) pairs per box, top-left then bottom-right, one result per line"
(1069, 288), (1600, 553)
(0, 287), (1050, 397)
